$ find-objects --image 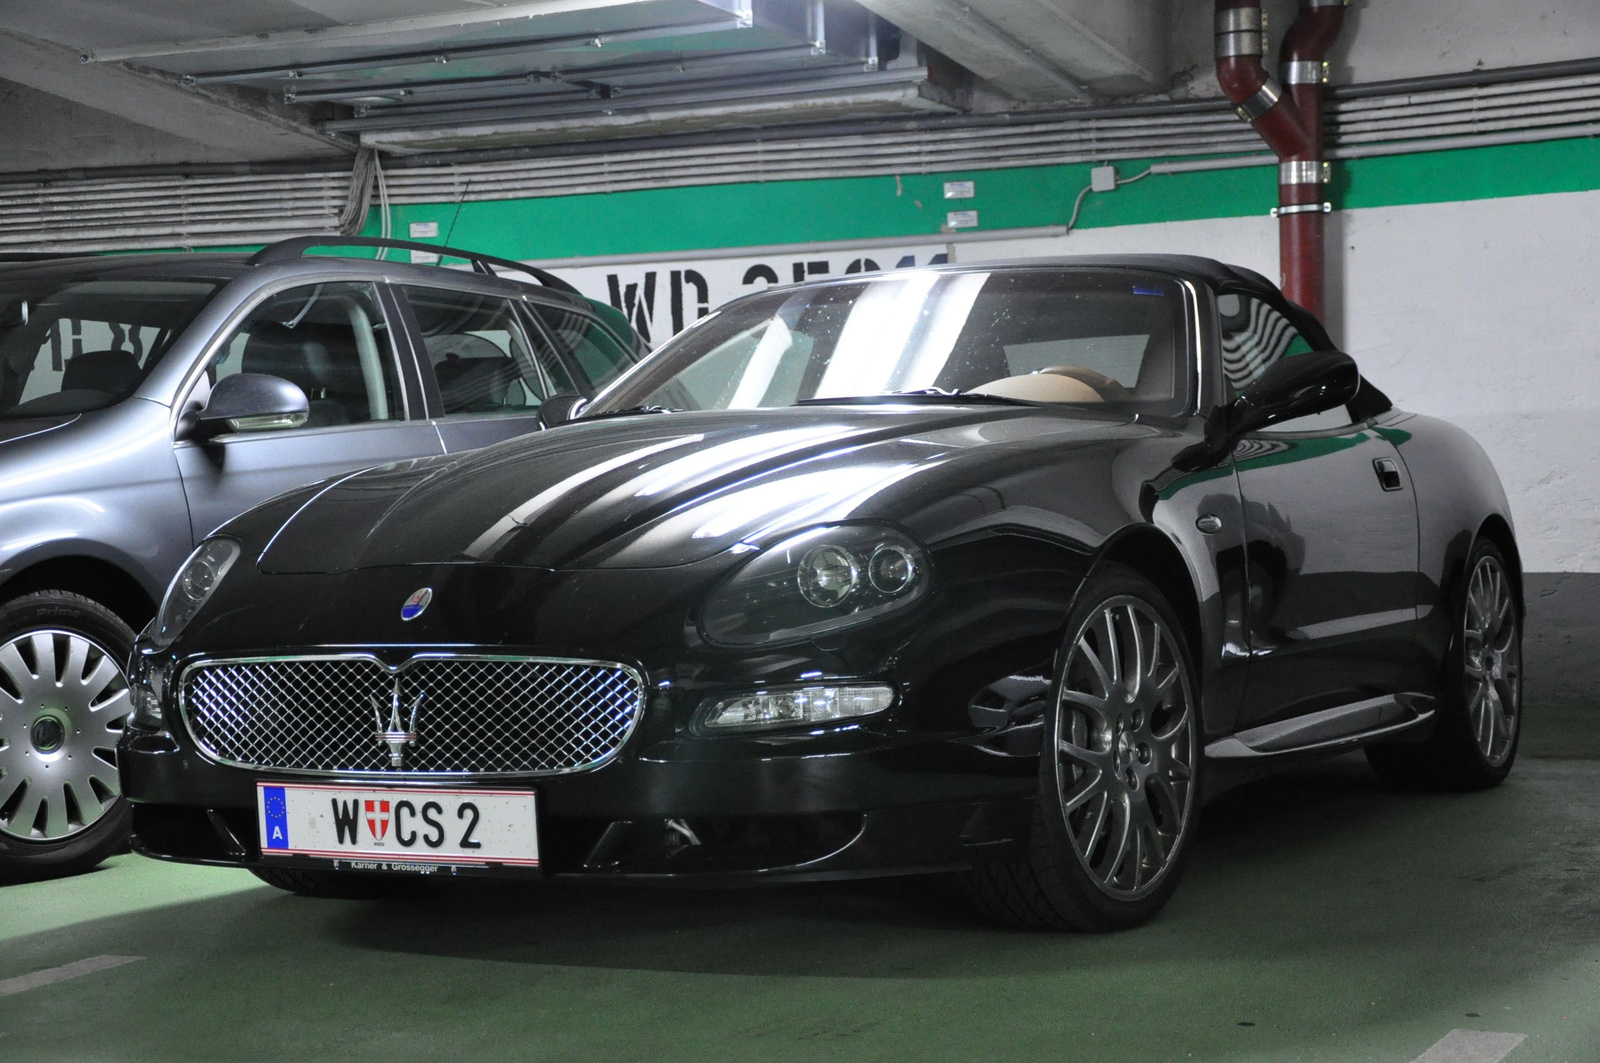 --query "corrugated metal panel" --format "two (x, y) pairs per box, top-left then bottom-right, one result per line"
(4, 70), (1599, 252)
